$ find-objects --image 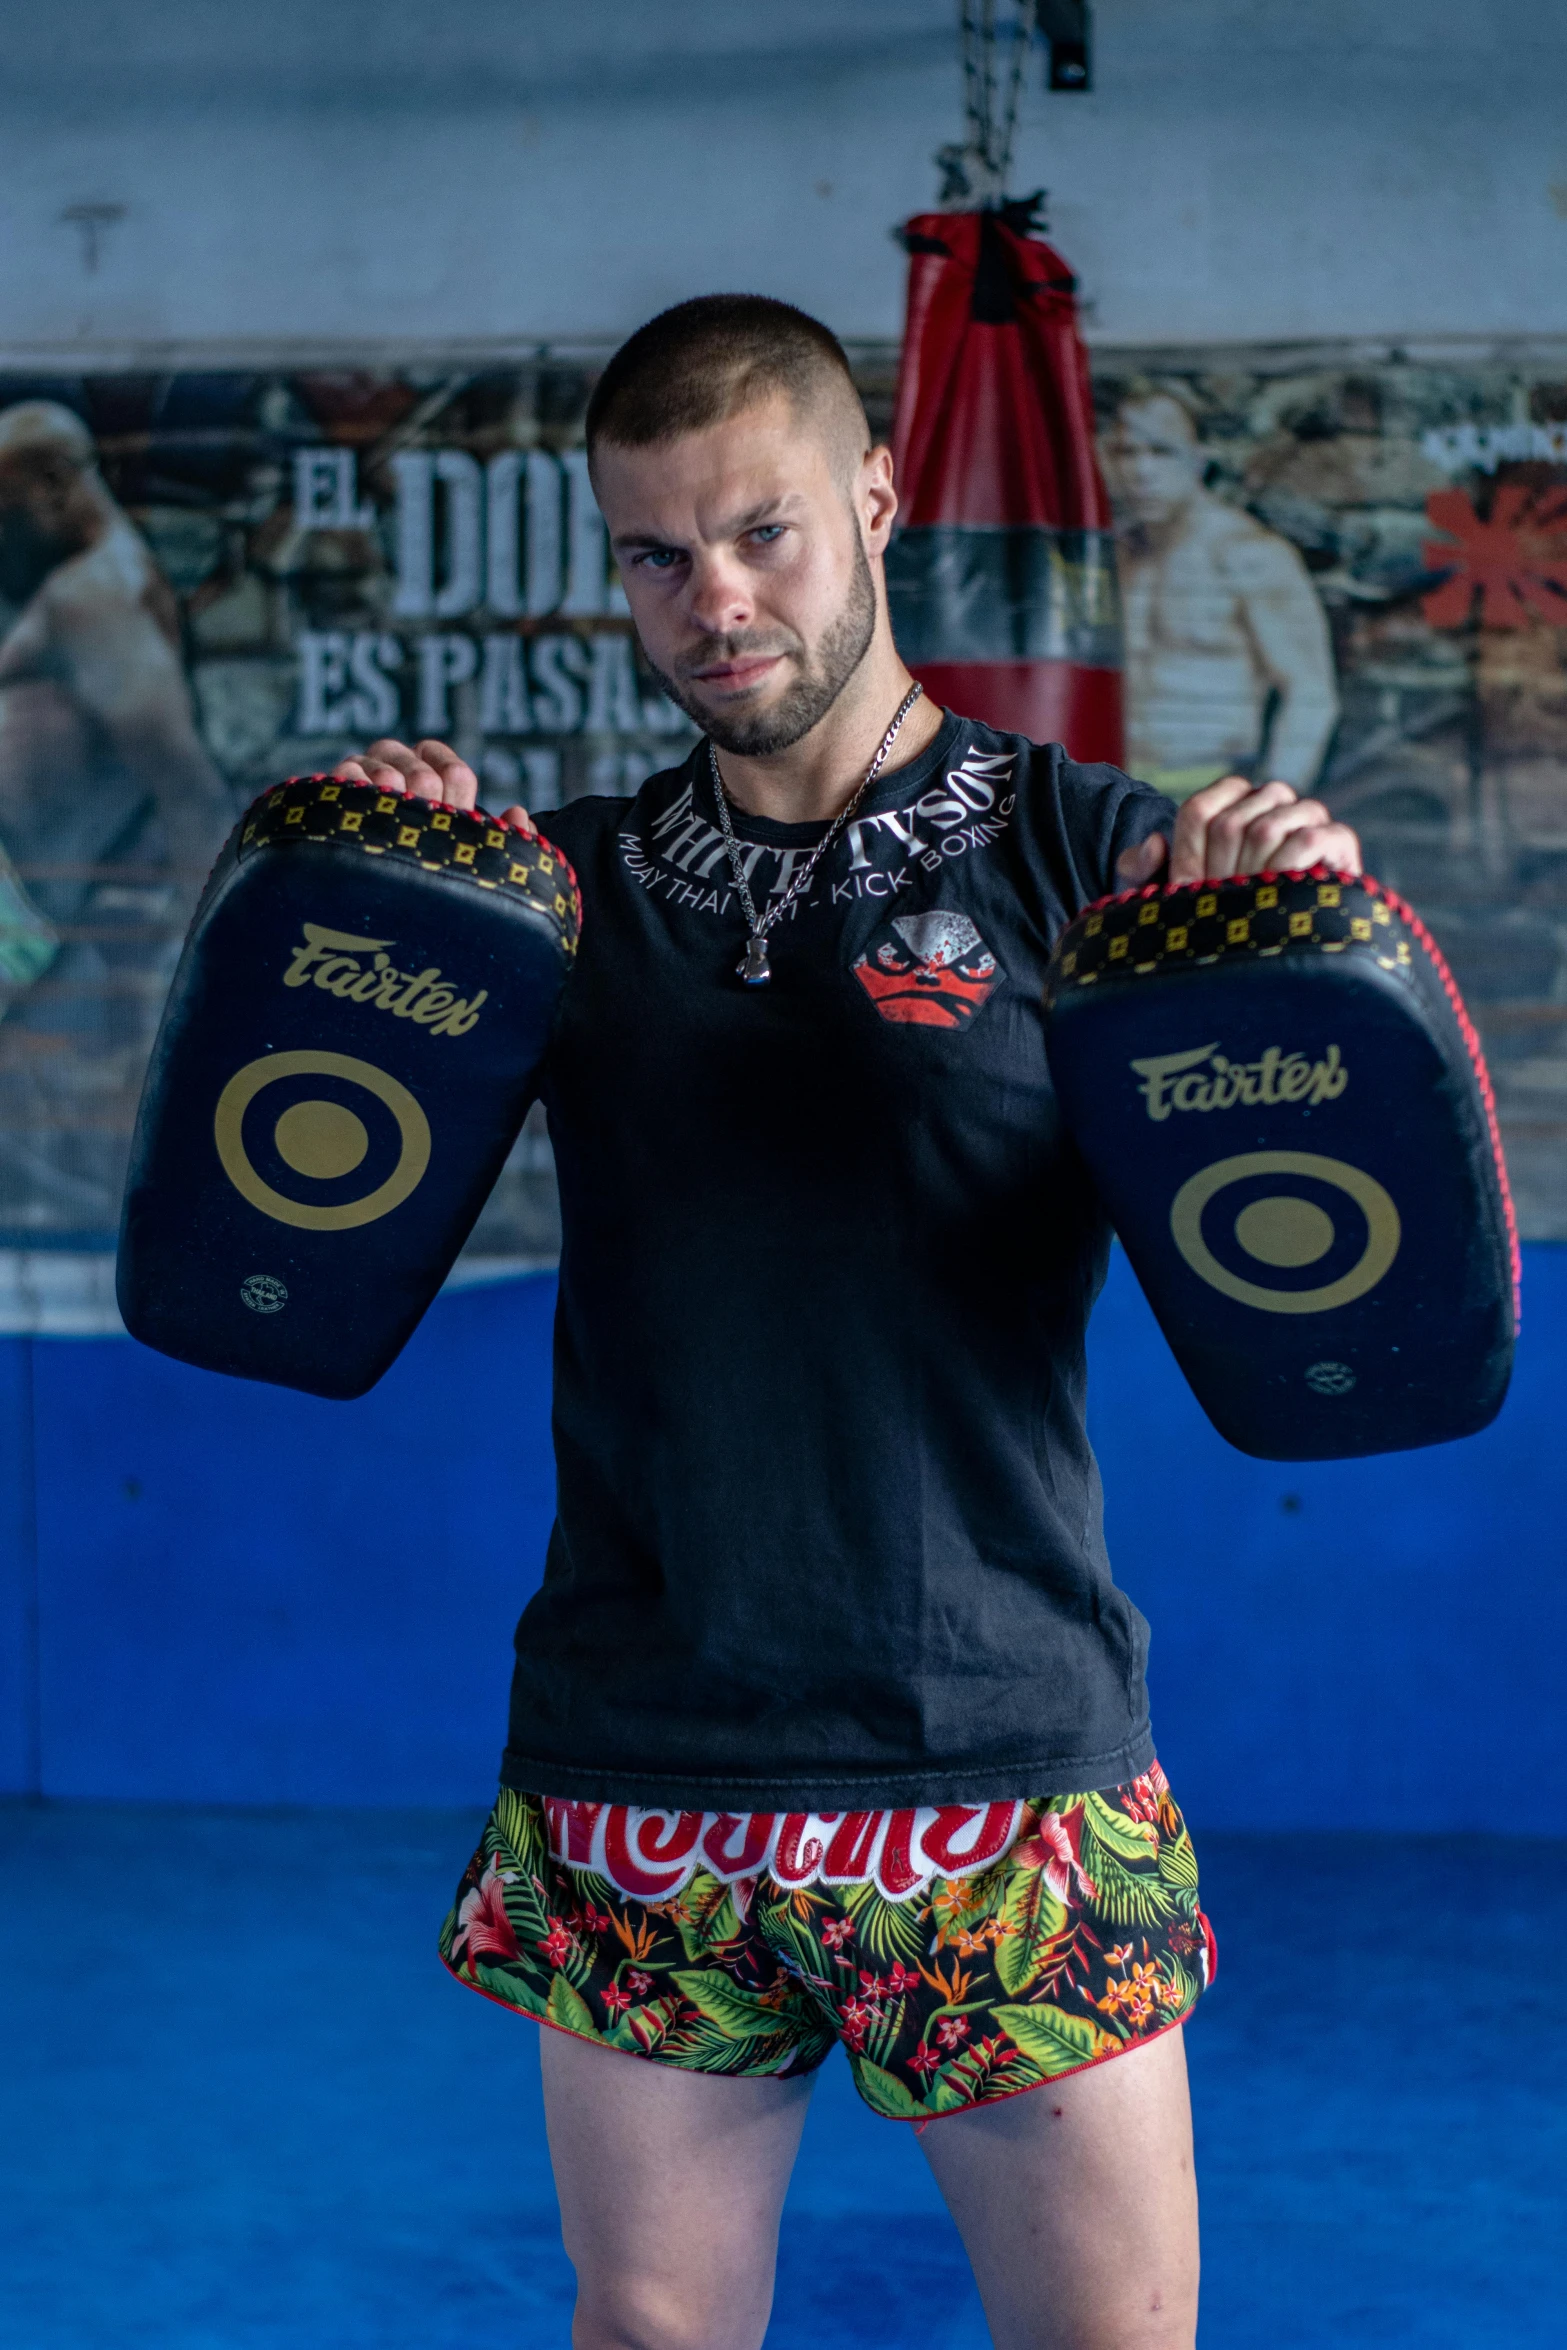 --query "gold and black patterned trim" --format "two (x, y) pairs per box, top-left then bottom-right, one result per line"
(238, 774), (581, 952)
(1044, 869), (1410, 1008)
